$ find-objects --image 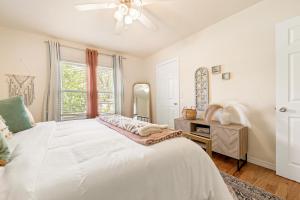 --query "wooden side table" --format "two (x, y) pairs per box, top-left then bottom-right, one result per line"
(175, 118), (248, 170)
(183, 132), (212, 157)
